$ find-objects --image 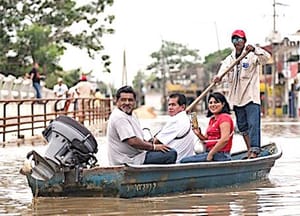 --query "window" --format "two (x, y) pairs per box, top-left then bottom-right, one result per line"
(262, 64), (272, 75)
